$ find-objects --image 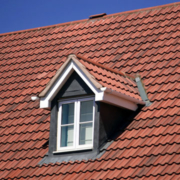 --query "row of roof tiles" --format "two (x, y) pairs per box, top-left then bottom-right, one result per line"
(0, 2), (179, 179)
